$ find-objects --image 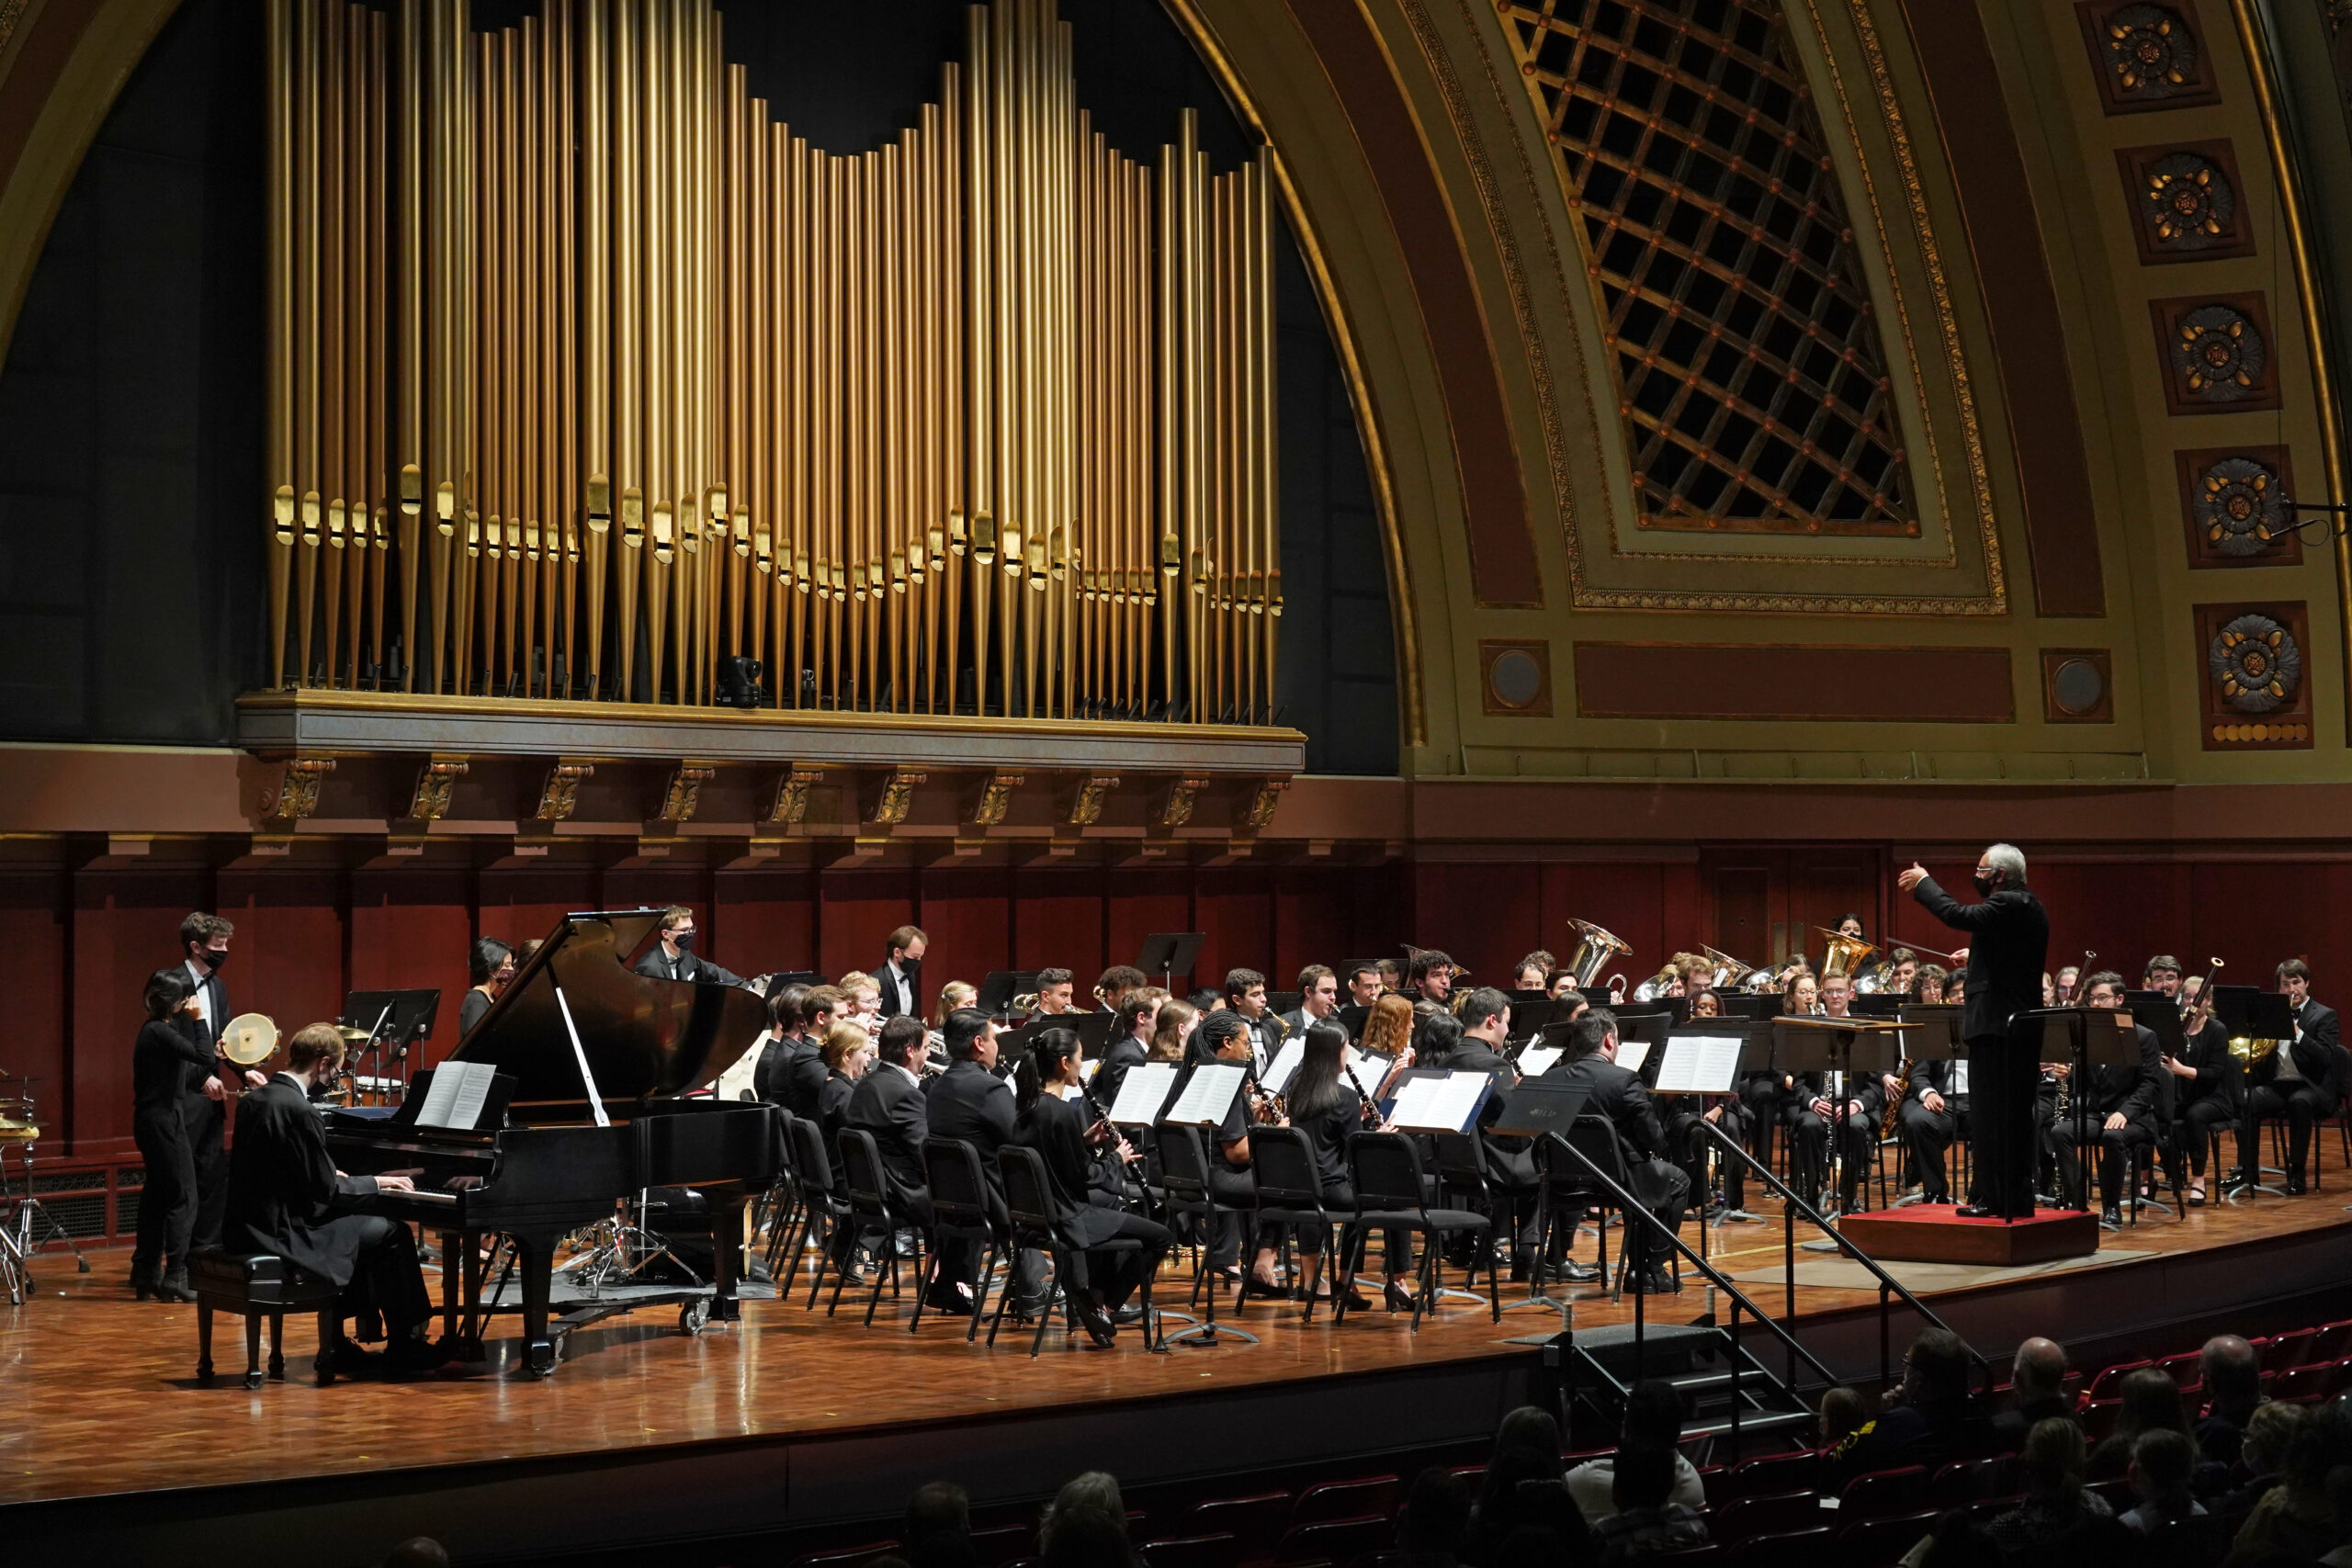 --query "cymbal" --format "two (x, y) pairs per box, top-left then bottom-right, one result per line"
(220, 1012), (281, 1066)
(335, 1026), (374, 1043)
